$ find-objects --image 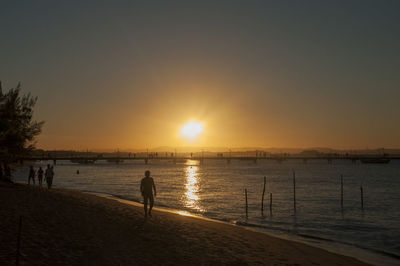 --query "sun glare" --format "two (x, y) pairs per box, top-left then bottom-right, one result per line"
(180, 121), (204, 139)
